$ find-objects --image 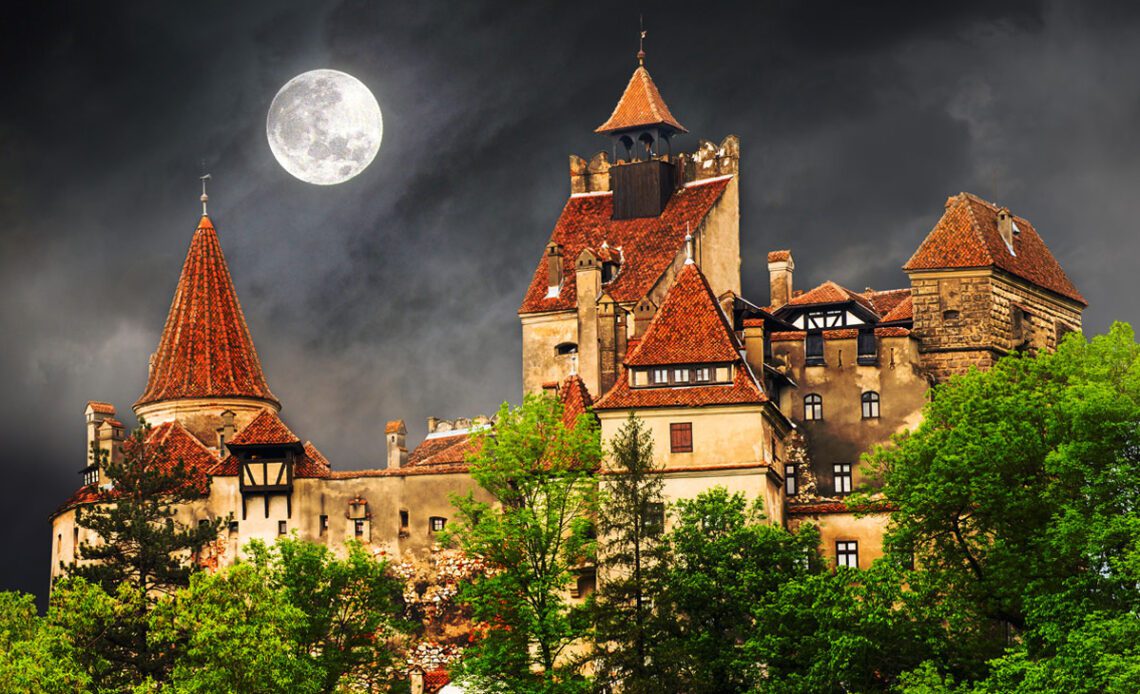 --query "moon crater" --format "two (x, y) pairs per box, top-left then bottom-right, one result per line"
(266, 69), (383, 185)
